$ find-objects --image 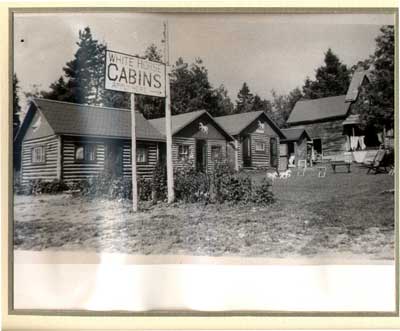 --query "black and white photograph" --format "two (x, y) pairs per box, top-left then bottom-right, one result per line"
(11, 9), (396, 313)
